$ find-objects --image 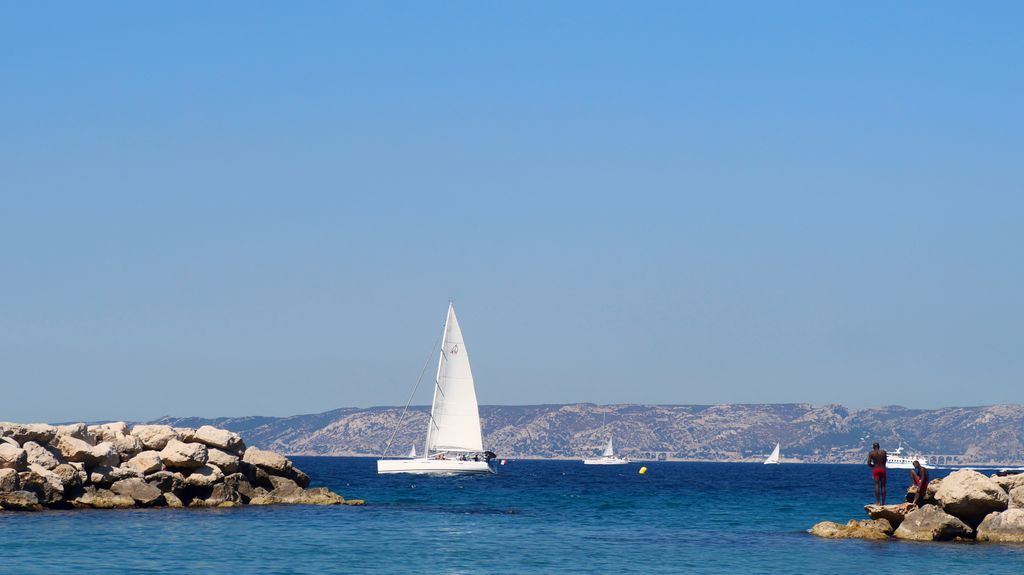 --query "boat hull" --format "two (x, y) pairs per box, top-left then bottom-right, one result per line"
(582, 457), (629, 465)
(377, 458), (495, 475)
